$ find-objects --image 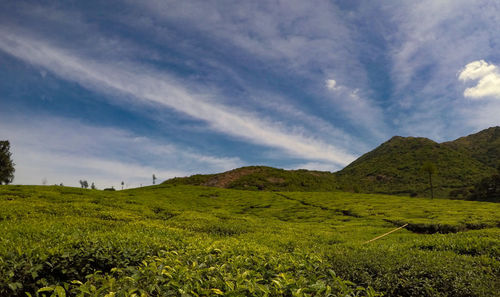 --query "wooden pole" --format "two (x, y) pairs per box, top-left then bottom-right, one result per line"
(364, 223), (409, 244)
